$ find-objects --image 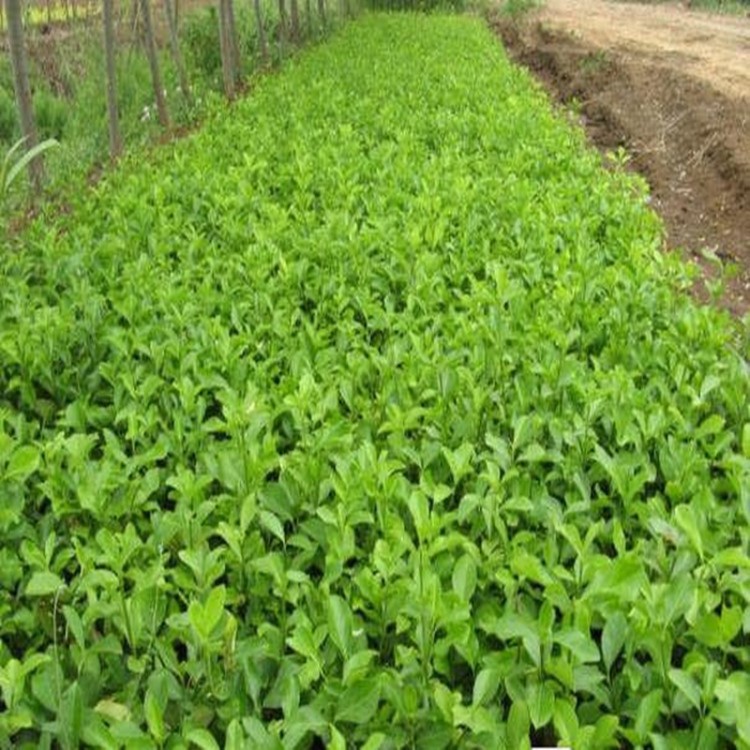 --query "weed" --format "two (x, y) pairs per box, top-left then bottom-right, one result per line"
(501, 0), (542, 18)
(0, 136), (58, 212)
(579, 49), (609, 74)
